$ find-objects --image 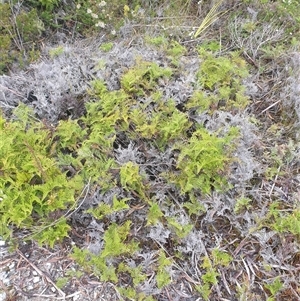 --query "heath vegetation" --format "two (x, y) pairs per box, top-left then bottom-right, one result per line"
(0, 0), (299, 300)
